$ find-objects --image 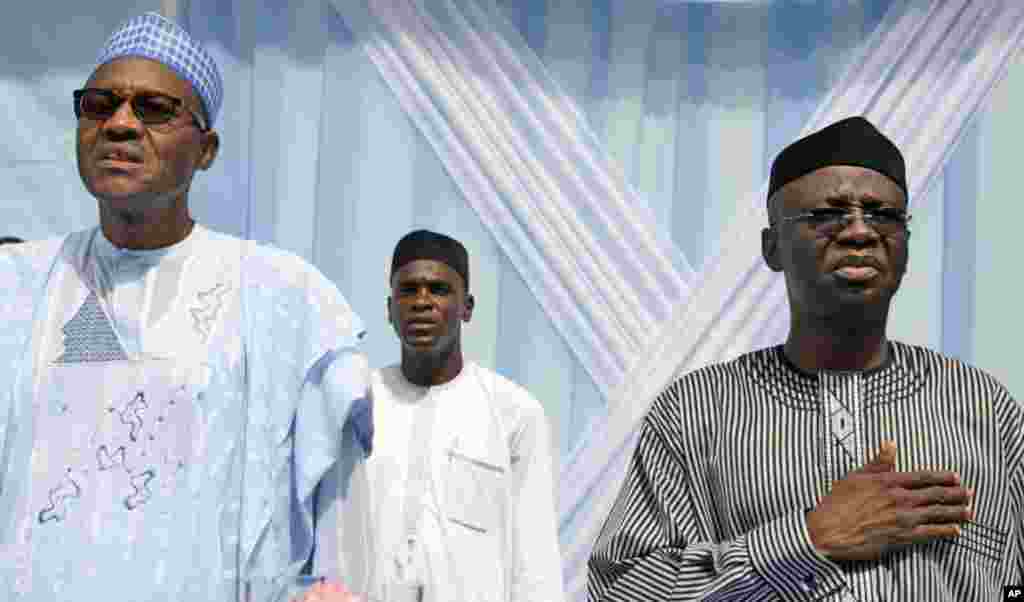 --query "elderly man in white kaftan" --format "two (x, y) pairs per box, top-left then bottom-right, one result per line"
(312, 230), (565, 602)
(0, 13), (370, 602)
